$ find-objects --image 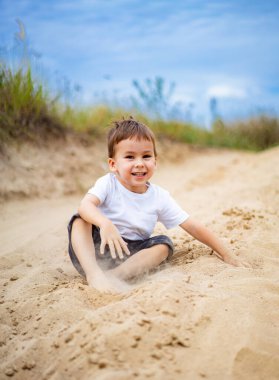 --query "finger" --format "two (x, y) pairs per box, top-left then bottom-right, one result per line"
(120, 239), (130, 256)
(114, 240), (124, 260)
(100, 240), (106, 255)
(231, 260), (241, 267)
(108, 240), (117, 259)
(236, 260), (250, 268)
(242, 261), (251, 268)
